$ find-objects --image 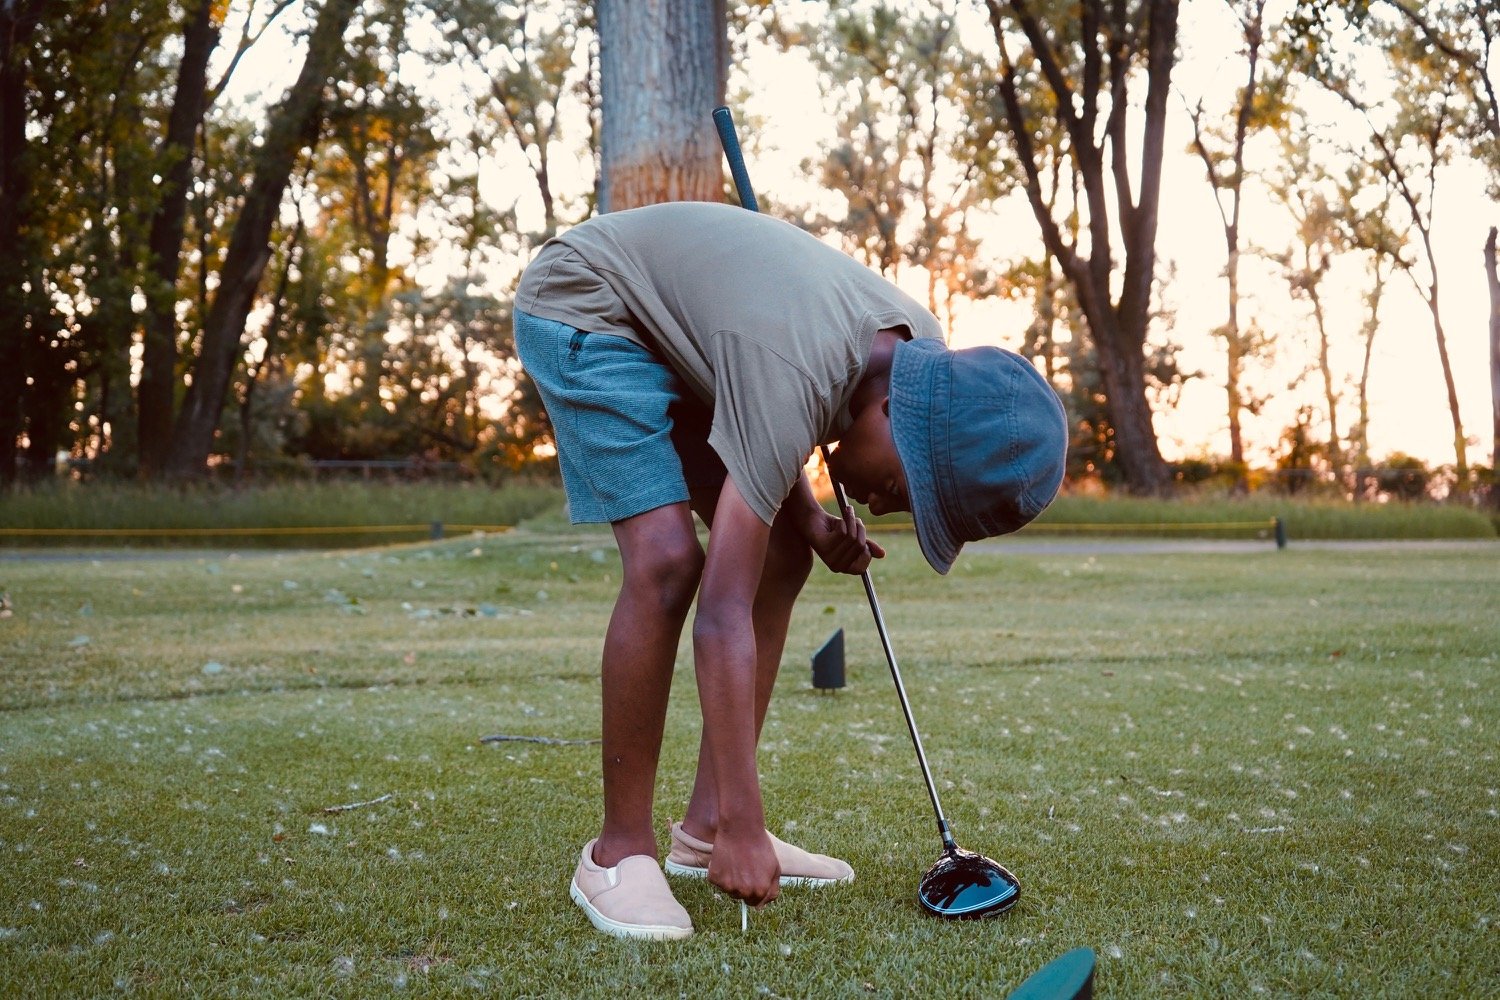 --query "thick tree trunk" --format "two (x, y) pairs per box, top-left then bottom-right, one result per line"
(596, 0), (726, 213)
(1487, 227), (1499, 508)
(0, 0), (45, 487)
(165, 0), (358, 478)
(138, 0), (220, 477)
